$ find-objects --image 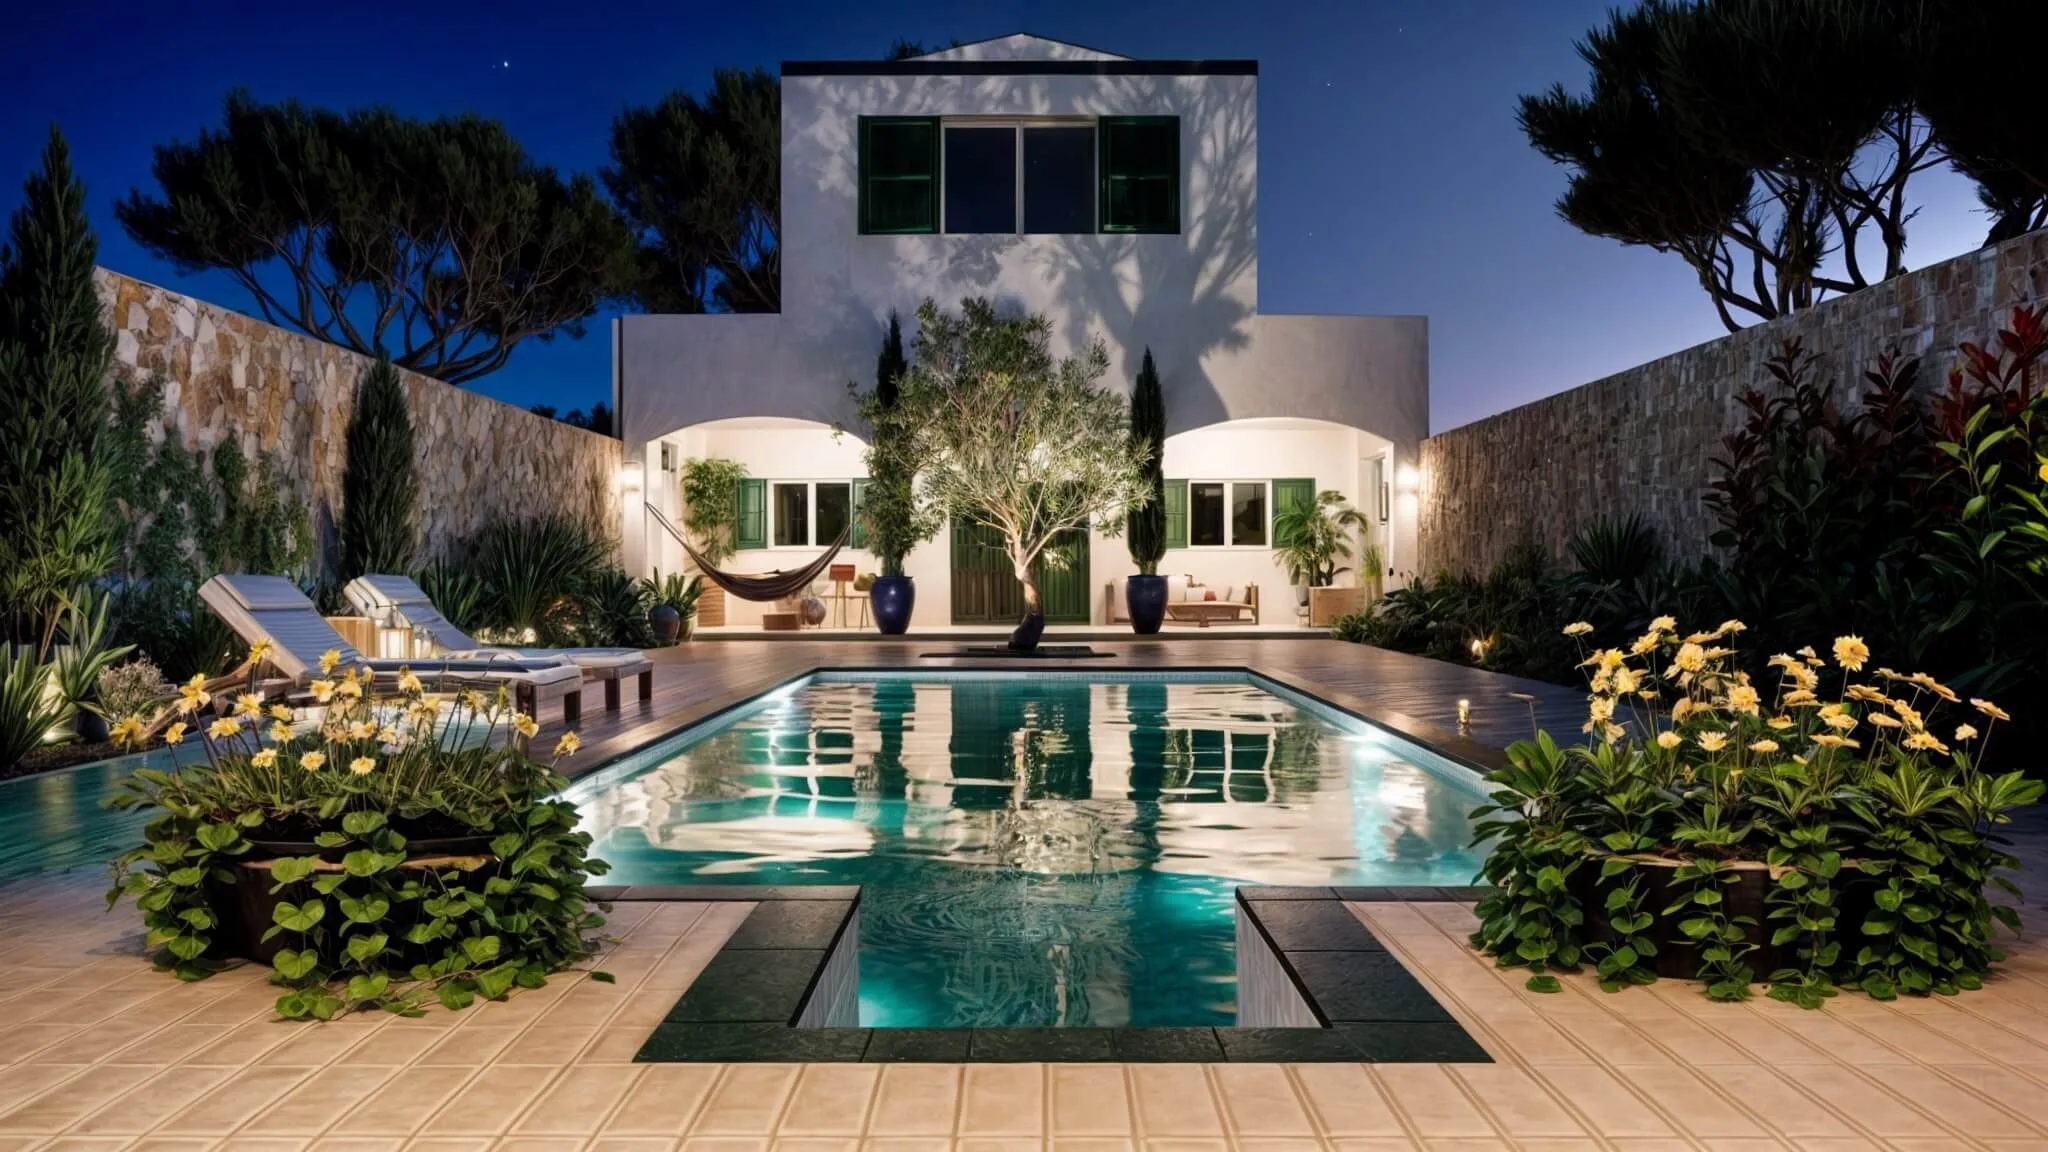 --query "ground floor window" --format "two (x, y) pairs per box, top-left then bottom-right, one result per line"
(1187, 480), (1269, 548)
(769, 481), (854, 547)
